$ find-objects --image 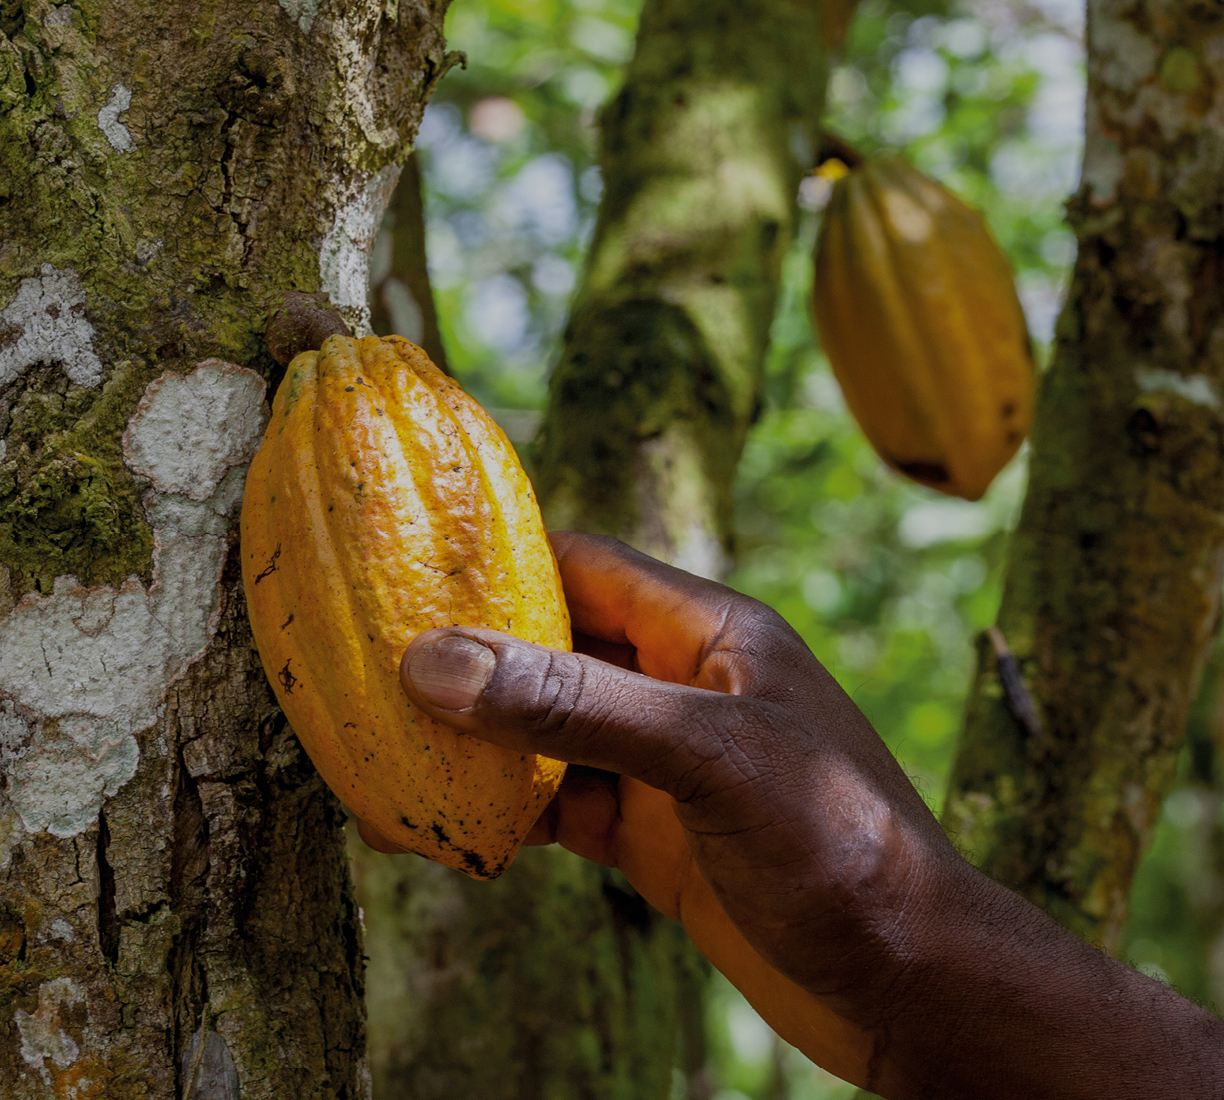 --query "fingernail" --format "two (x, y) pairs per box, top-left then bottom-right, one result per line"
(406, 635), (496, 710)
